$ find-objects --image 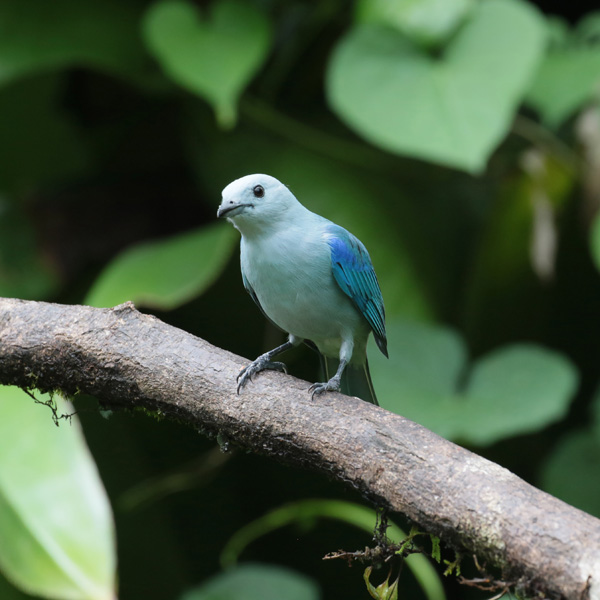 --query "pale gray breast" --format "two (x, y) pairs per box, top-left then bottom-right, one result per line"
(240, 228), (360, 342)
